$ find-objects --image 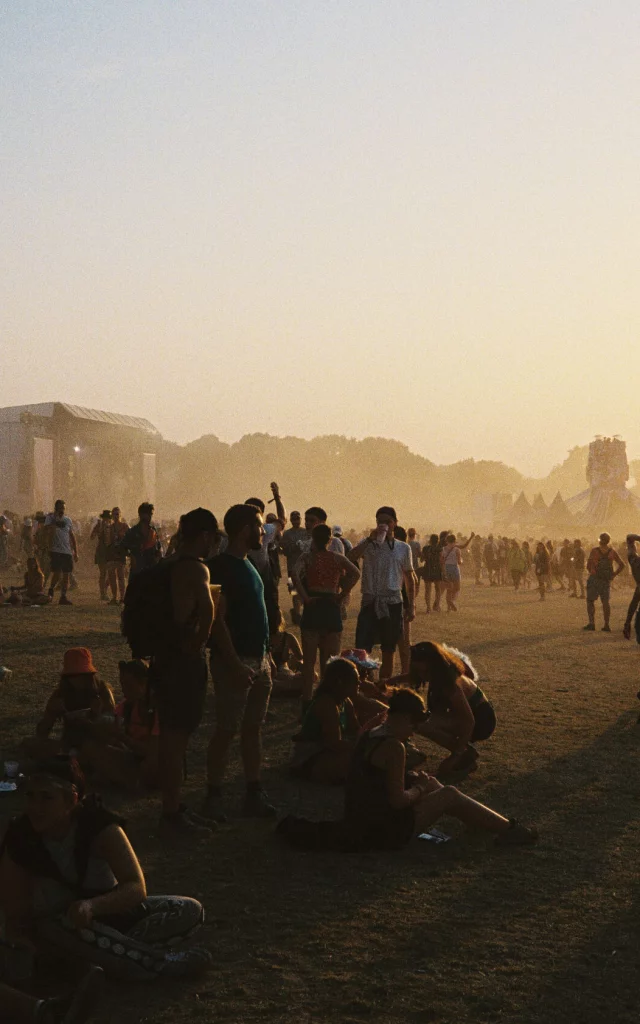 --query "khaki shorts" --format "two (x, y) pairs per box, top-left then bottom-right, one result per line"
(210, 653), (272, 734)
